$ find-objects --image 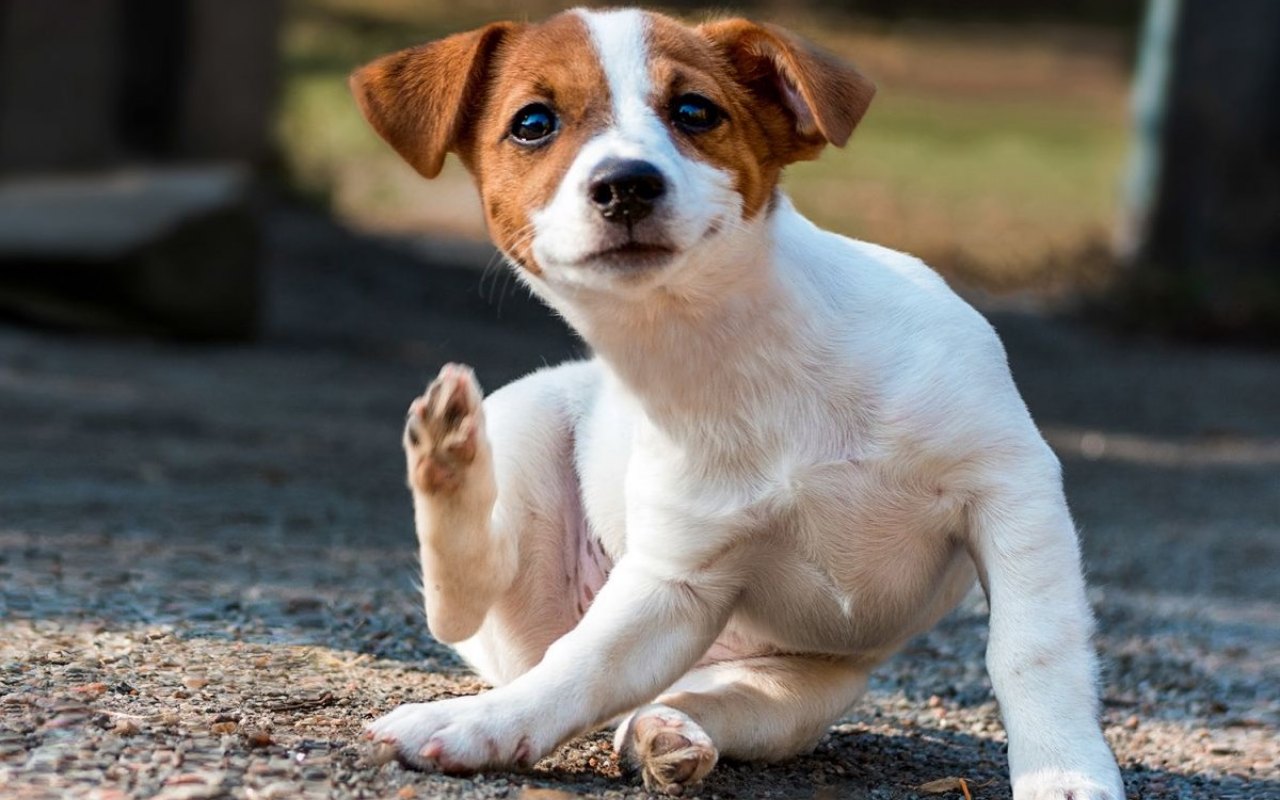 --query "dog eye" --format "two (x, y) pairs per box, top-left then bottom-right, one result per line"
(510, 103), (558, 145)
(670, 94), (723, 134)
